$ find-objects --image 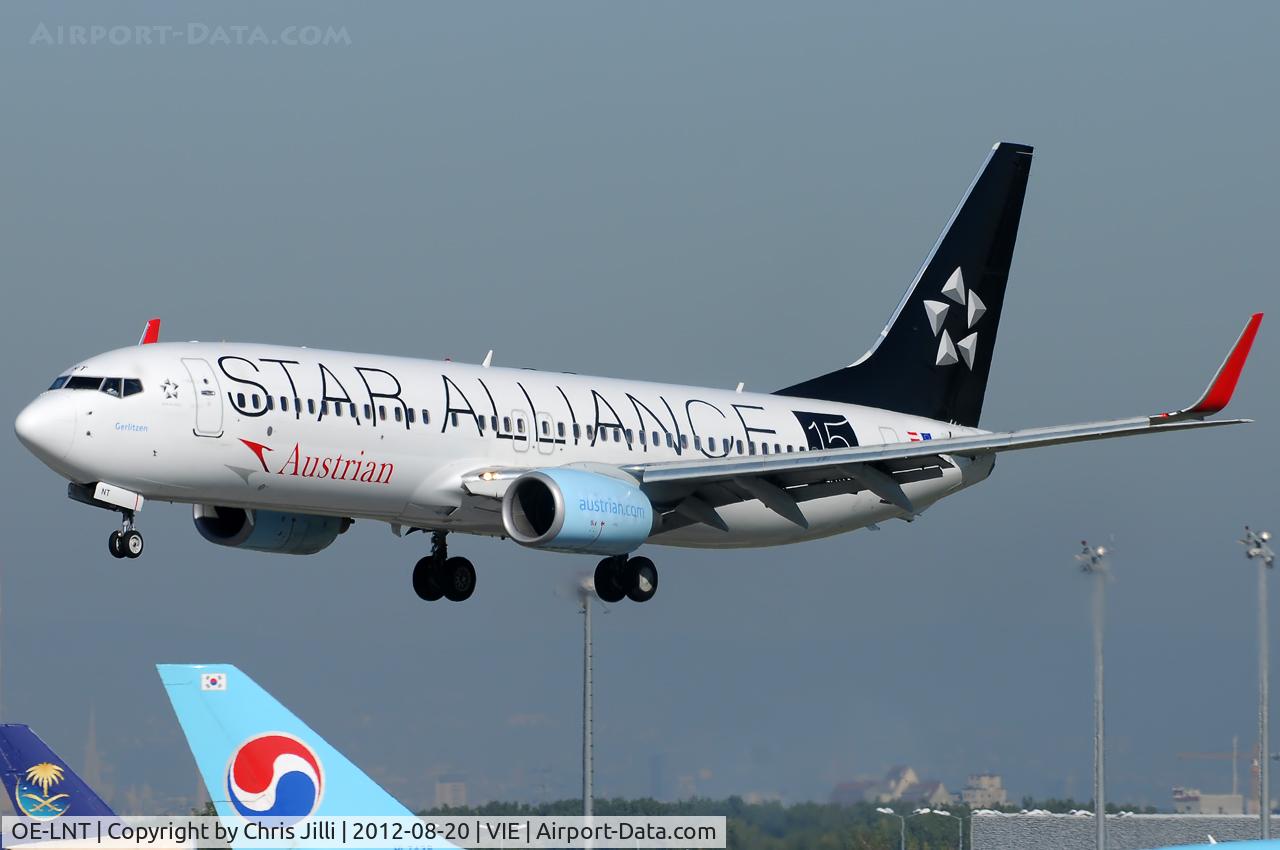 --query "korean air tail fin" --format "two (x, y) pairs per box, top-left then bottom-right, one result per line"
(777, 142), (1034, 427)
(0, 724), (116, 817)
(157, 664), (413, 819)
